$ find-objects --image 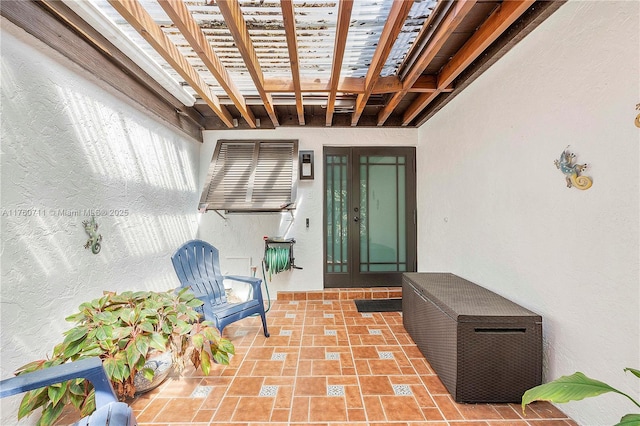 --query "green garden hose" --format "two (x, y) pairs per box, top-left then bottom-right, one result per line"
(264, 246), (292, 279)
